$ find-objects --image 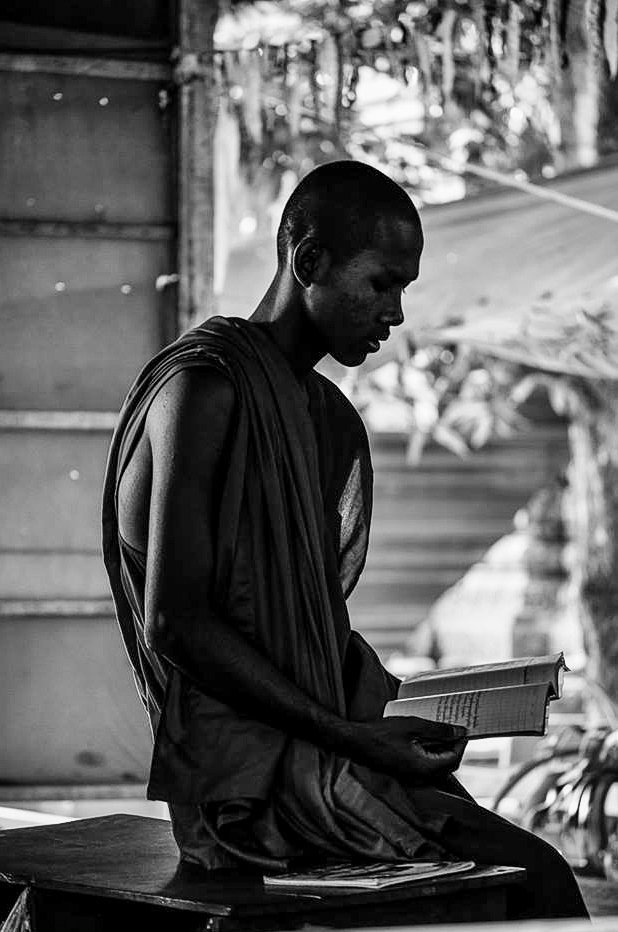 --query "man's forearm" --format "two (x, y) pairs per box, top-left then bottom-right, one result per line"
(154, 609), (355, 752)
(152, 608), (468, 784)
